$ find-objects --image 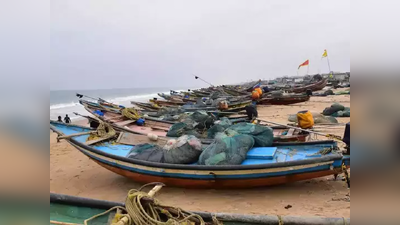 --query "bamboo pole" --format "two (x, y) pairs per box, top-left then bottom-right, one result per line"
(257, 118), (343, 141)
